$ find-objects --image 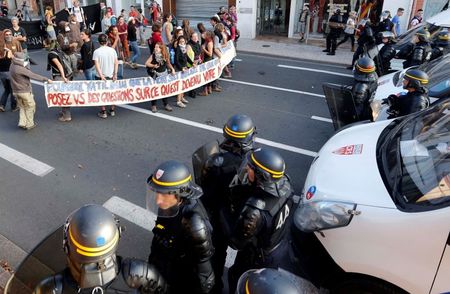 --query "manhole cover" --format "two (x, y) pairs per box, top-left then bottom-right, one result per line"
(262, 44), (271, 47)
